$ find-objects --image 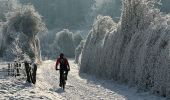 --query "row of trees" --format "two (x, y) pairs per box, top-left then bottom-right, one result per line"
(20, 0), (123, 30)
(79, 0), (170, 98)
(20, 0), (95, 30)
(19, 0), (170, 31)
(19, 0), (122, 59)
